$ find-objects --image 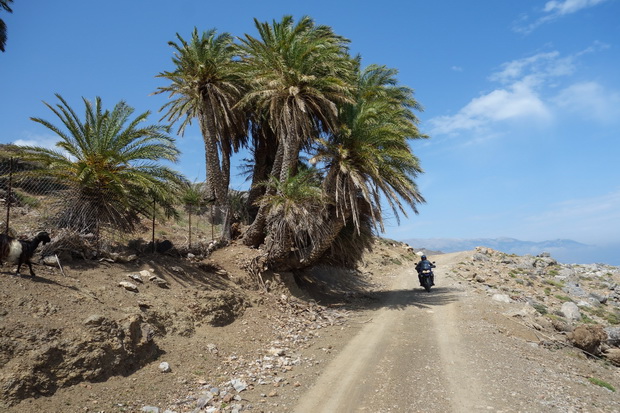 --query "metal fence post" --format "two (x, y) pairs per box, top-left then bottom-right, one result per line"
(4, 157), (13, 235)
